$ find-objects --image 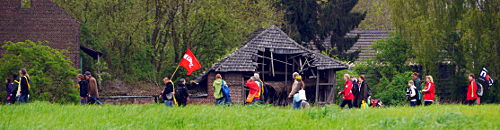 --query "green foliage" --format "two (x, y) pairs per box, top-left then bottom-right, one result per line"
(372, 72), (413, 105)
(350, 35), (413, 106)
(279, 0), (366, 62)
(54, 0), (282, 83)
(353, 0), (393, 28)
(0, 102), (499, 129)
(371, 34), (412, 71)
(0, 41), (79, 103)
(387, 0), (500, 103)
(21, 0), (31, 8)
